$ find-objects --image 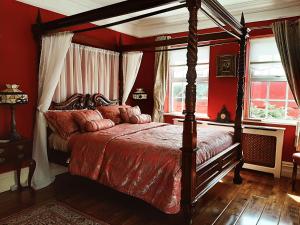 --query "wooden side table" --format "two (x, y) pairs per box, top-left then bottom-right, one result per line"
(0, 138), (36, 190)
